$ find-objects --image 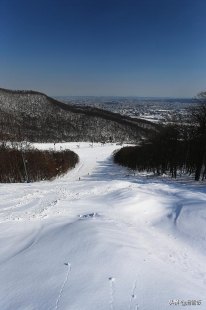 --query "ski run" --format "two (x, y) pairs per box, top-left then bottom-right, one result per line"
(0, 142), (206, 310)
